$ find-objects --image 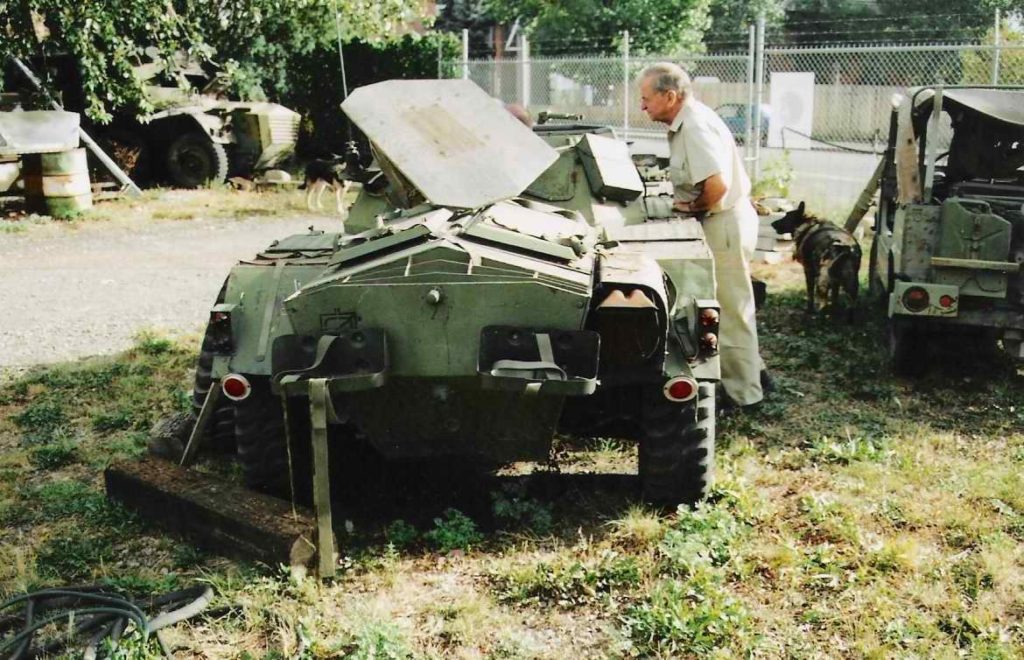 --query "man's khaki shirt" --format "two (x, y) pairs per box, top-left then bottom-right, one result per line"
(666, 98), (751, 213)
